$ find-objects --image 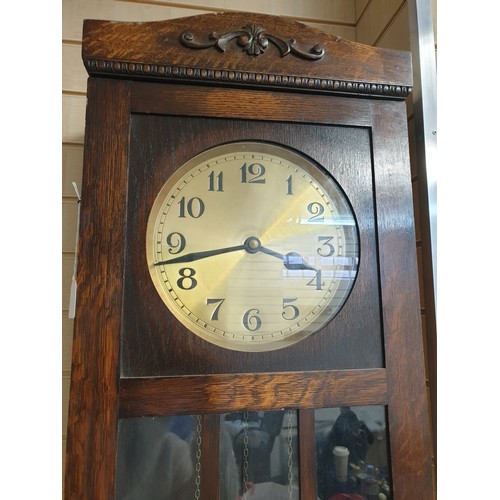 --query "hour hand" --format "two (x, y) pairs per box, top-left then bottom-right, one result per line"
(283, 252), (316, 271)
(258, 246), (316, 271)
